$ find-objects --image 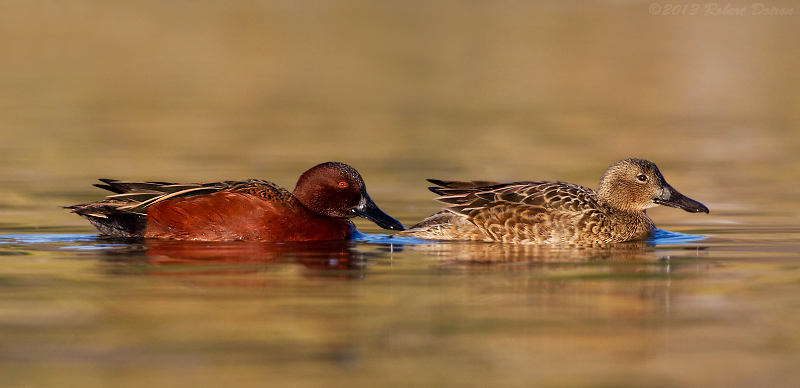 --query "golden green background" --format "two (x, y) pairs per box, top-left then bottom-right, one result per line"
(1, 1), (799, 387)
